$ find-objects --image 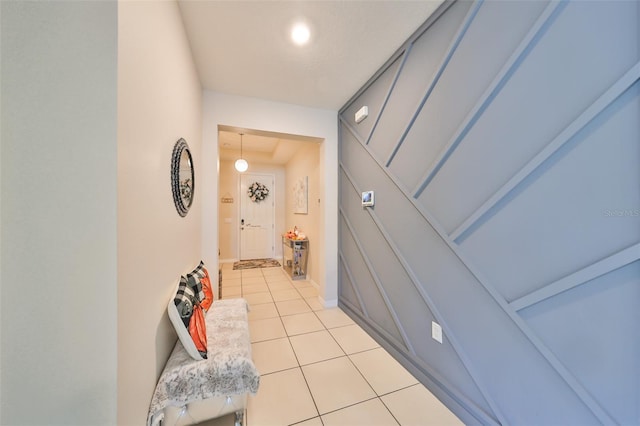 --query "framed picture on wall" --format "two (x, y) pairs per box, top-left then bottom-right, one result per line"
(293, 176), (308, 214)
(362, 190), (374, 207)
